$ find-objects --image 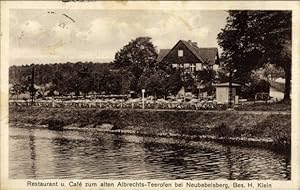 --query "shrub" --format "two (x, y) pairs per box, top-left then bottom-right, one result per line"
(240, 79), (270, 100)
